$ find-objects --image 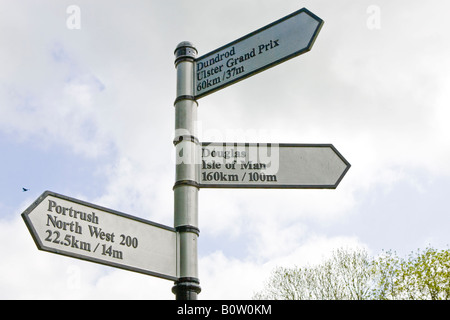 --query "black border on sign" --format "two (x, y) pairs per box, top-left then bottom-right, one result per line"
(21, 190), (179, 282)
(199, 142), (351, 189)
(194, 7), (324, 99)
